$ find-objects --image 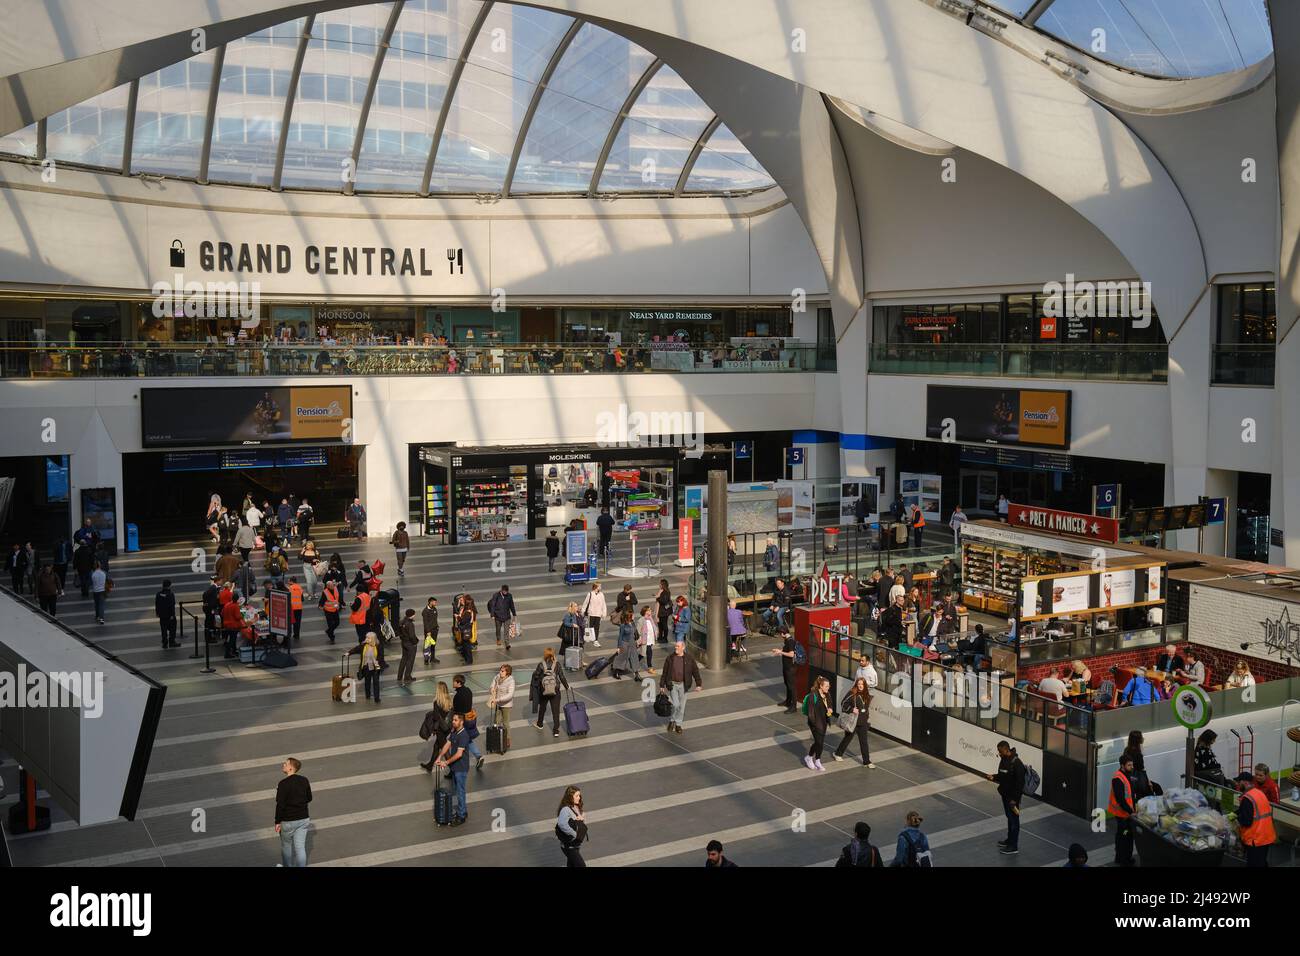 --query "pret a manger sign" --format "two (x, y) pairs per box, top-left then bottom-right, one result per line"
(1008, 503), (1118, 544)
